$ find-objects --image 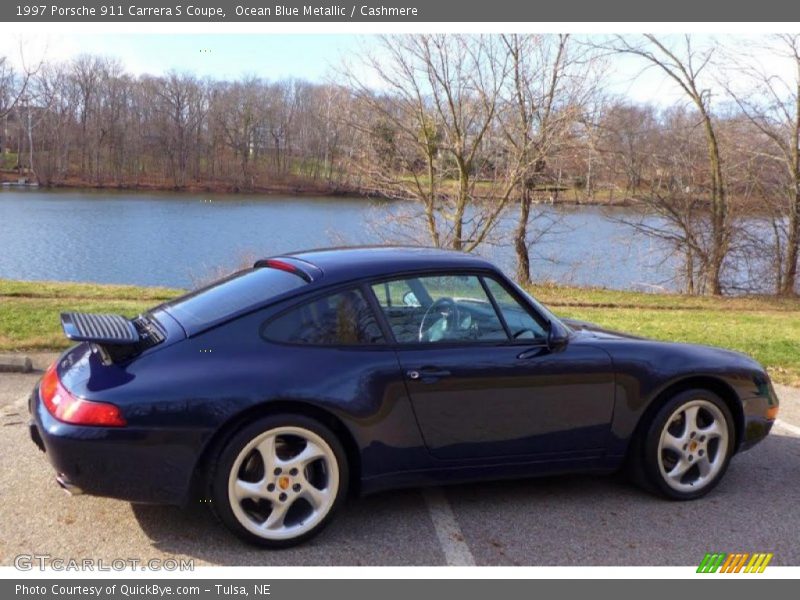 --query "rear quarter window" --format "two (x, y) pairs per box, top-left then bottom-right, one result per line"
(262, 289), (385, 346)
